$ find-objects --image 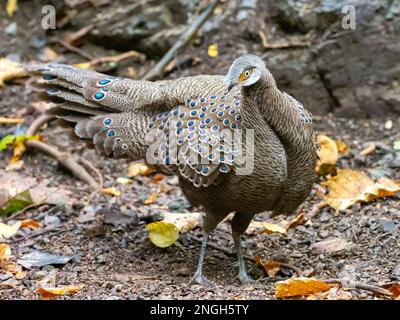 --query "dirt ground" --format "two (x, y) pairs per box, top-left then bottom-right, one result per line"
(1, 1), (400, 300)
